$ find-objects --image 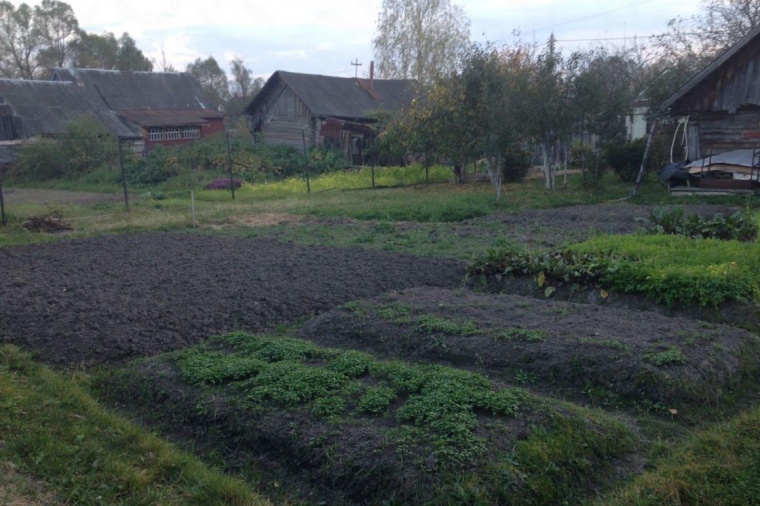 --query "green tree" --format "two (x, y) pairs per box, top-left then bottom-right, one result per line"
(186, 56), (229, 110)
(520, 36), (577, 190)
(373, 0), (470, 84)
(0, 1), (41, 78)
(226, 56), (263, 114)
(116, 32), (152, 71)
(33, 0), (79, 70)
(73, 31), (119, 68)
